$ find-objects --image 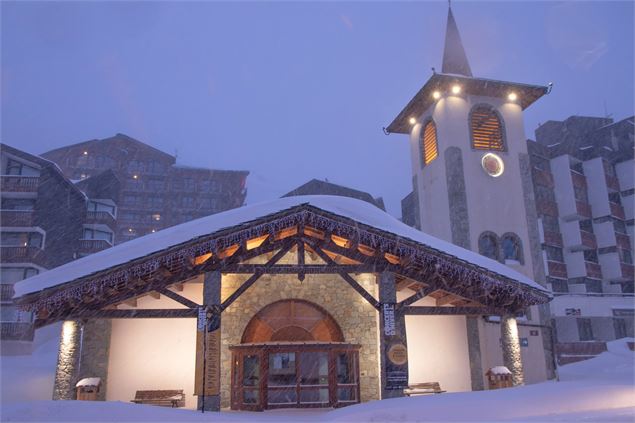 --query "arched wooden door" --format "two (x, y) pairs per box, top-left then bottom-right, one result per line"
(230, 300), (360, 411)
